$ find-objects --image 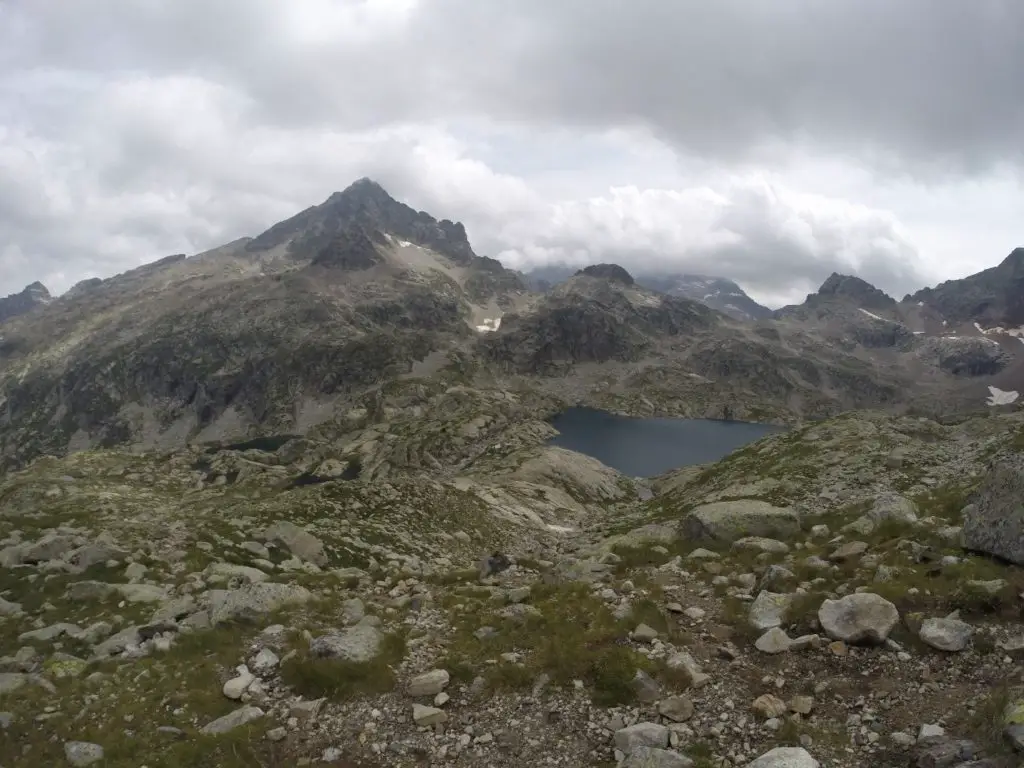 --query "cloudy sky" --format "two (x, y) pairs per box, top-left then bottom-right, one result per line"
(2, 0), (1022, 307)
